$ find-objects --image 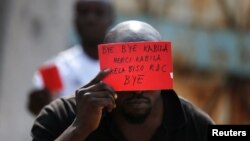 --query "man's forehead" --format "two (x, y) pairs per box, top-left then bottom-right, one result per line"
(105, 21), (162, 43)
